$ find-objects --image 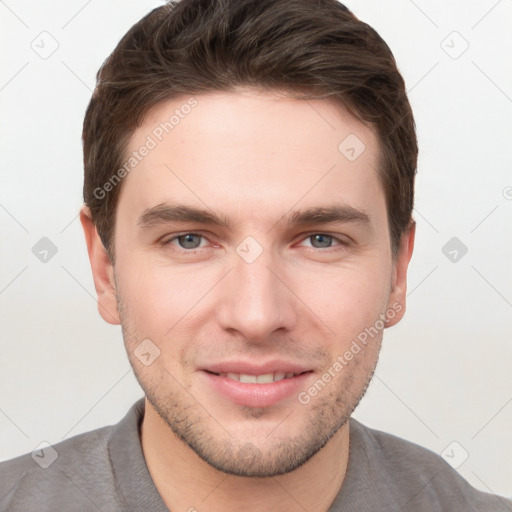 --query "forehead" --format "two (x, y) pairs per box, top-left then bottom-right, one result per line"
(117, 89), (384, 230)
